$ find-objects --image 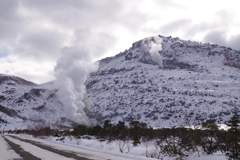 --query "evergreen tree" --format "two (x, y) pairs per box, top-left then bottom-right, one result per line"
(98, 120), (113, 142)
(201, 119), (219, 154)
(72, 124), (88, 137)
(88, 125), (102, 136)
(129, 121), (147, 146)
(225, 106), (240, 160)
(112, 121), (127, 140)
